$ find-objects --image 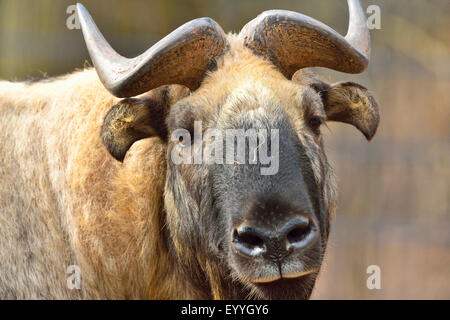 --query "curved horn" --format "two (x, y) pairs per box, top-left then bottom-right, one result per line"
(239, 0), (371, 79)
(77, 3), (228, 98)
